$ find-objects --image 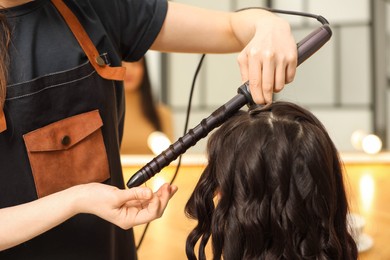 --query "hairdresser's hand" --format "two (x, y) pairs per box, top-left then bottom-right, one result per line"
(152, 2), (297, 104)
(76, 183), (178, 229)
(235, 10), (297, 104)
